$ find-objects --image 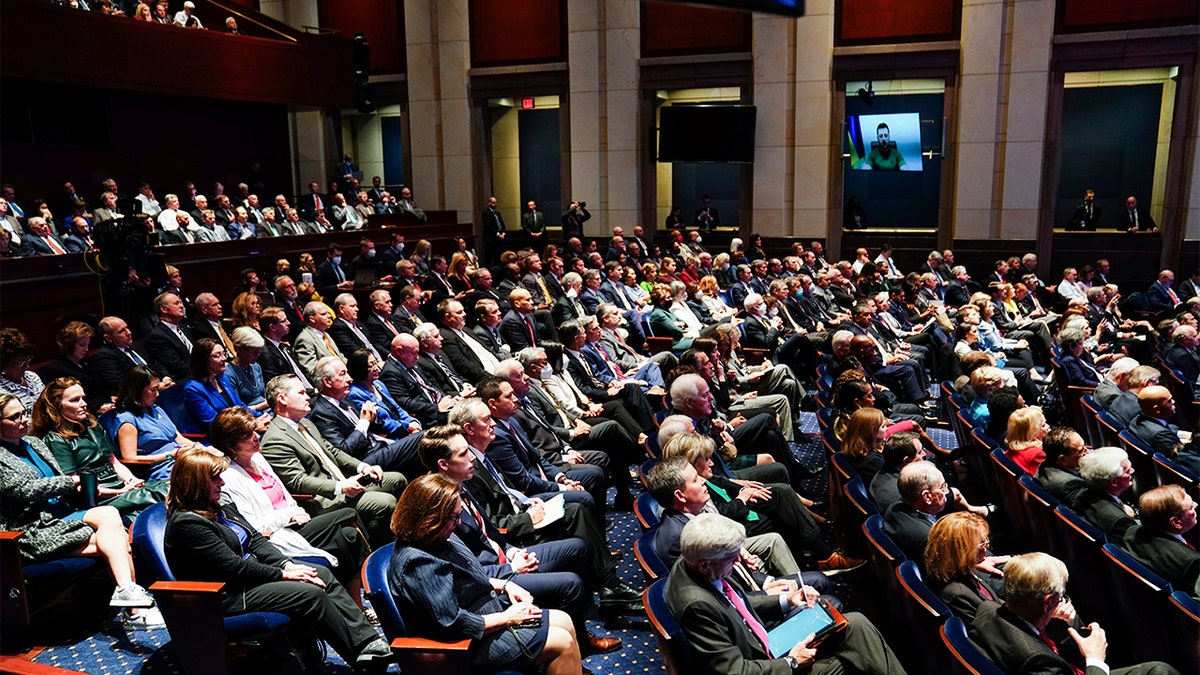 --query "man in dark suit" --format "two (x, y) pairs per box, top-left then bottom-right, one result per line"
(436, 299), (496, 384)
(1144, 269), (1182, 312)
(87, 316), (171, 400)
(144, 291), (195, 380)
(412, 324), (473, 398)
(559, 201), (589, 242)
(379, 333), (455, 427)
(1127, 386), (1187, 456)
(500, 289), (542, 352)
(971, 552), (1176, 675)
(307, 355), (425, 479)
(692, 194), (720, 231)
(1067, 188), (1102, 230)
(479, 377), (599, 518)
(17, 217), (68, 256)
(327, 294), (381, 362)
(1163, 326), (1199, 391)
(257, 306), (311, 387)
(519, 200), (546, 247)
(361, 290), (406, 354)
(417, 425), (622, 654)
(452, 398), (643, 614)
(470, 299), (510, 359)
(390, 284), (427, 334)
(259, 374), (405, 546)
(1035, 428), (1091, 510)
(518, 254), (557, 309)
(271, 275), (306, 342)
(1076, 446), (1139, 541)
(296, 181), (327, 221)
(314, 243), (352, 290)
(1124, 485), (1200, 599)
(480, 196), (506, 265)
(882, 461), (949, 564)
(1116, 195), (1157, 233)
(560, 322), (656, 433)
(665, 513), (905, 675)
